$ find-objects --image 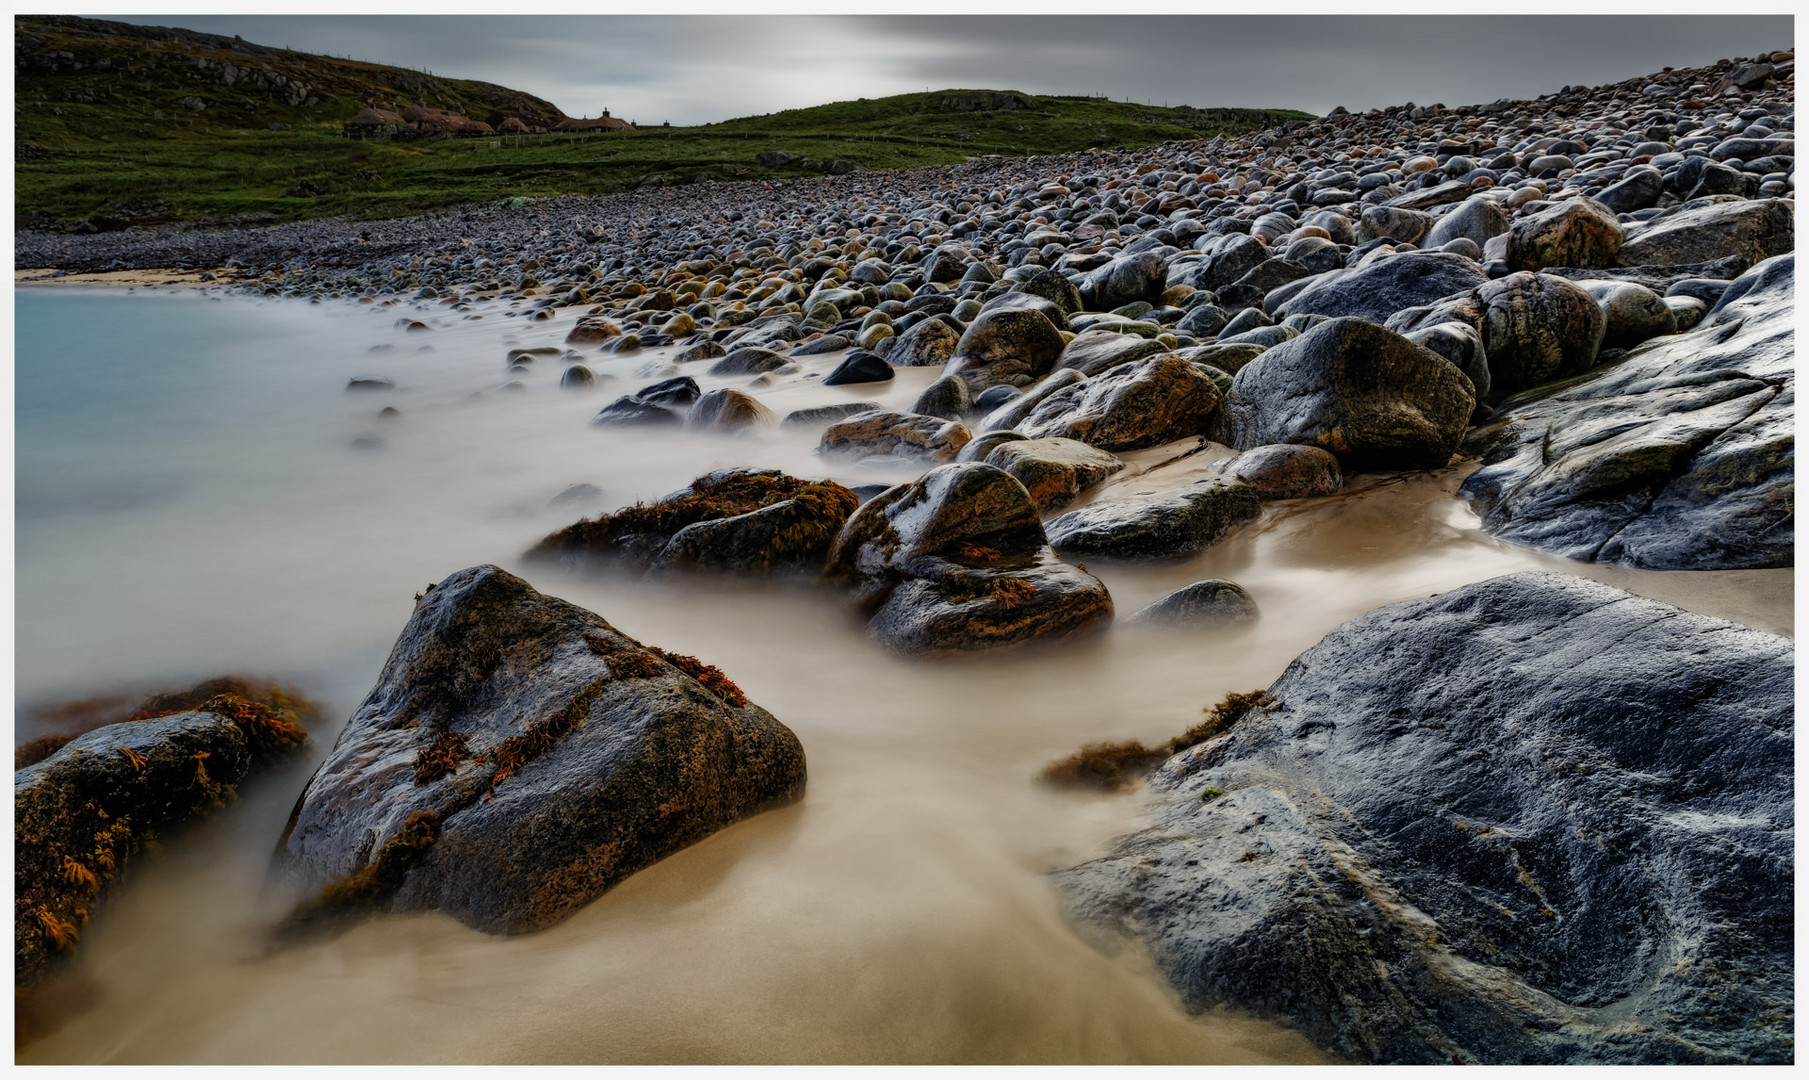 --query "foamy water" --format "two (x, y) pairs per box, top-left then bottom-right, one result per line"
(14, 286), (1791, 1063)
